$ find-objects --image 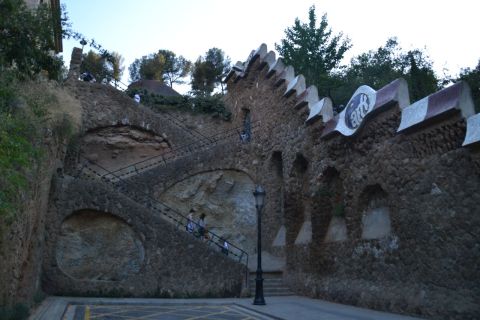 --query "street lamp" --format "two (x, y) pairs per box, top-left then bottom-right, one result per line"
(253, 185), (266, 305)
